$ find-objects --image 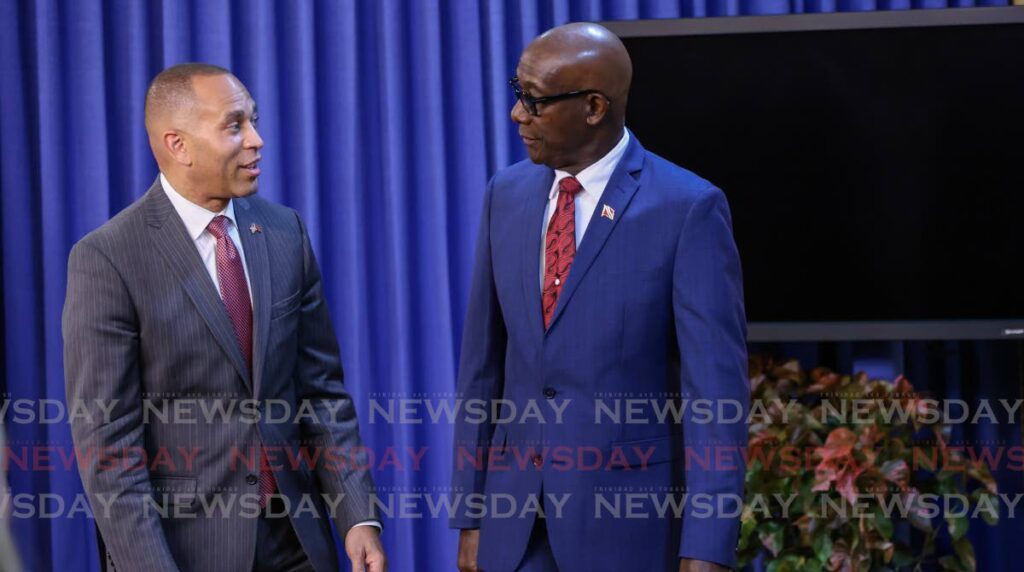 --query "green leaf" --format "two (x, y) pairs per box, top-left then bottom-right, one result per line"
(953, 536), (977, 571)
(759, 522), (785, 558)
(971, 490), (1000, 526)
(739, 514), (758, 546)
(907, 496), (934, 533)
(874, 512), (894, 540)
(767, 555), (806, 572)
(880, 459), (909, 485)
(939, 555), (968, 572)
(947, 515), (968, 541)
(890, 546), (915, 568)
(980, 504), (999, 526)
(813, 532), (833, 563)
